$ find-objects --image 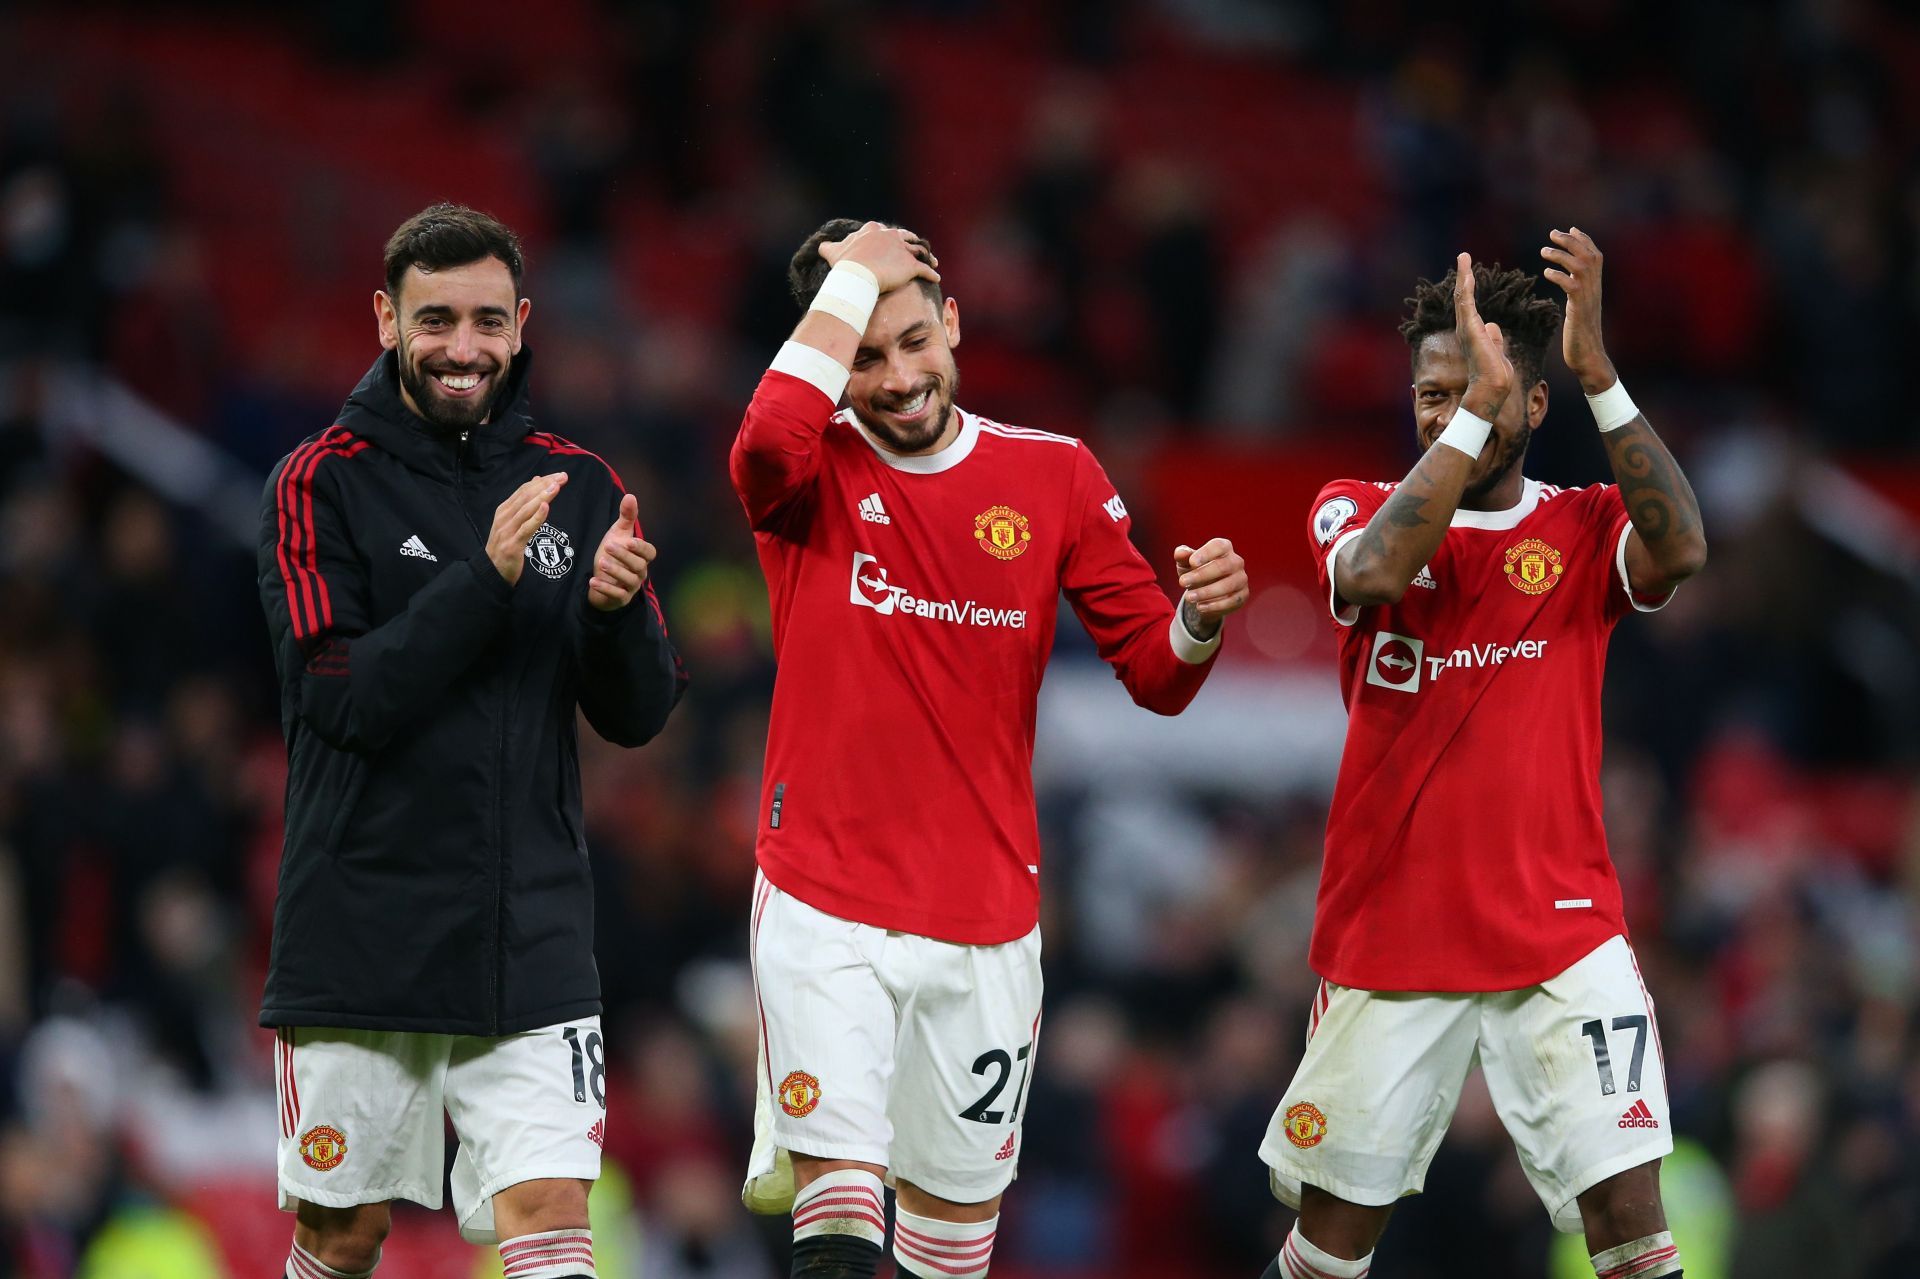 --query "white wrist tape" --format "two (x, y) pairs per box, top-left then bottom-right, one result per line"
(808, 260), (879, 335)
(1586, 378), (1639, 432)
(1434, 409), (1492, 458)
